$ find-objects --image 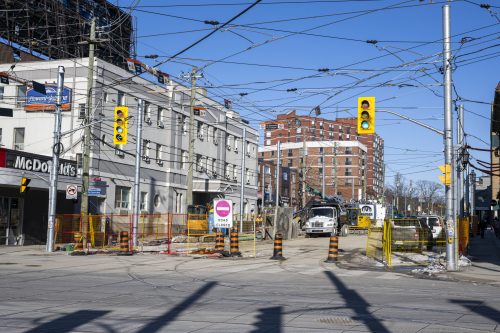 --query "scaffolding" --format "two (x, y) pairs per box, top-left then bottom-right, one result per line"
(0, 0), (134, 68)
